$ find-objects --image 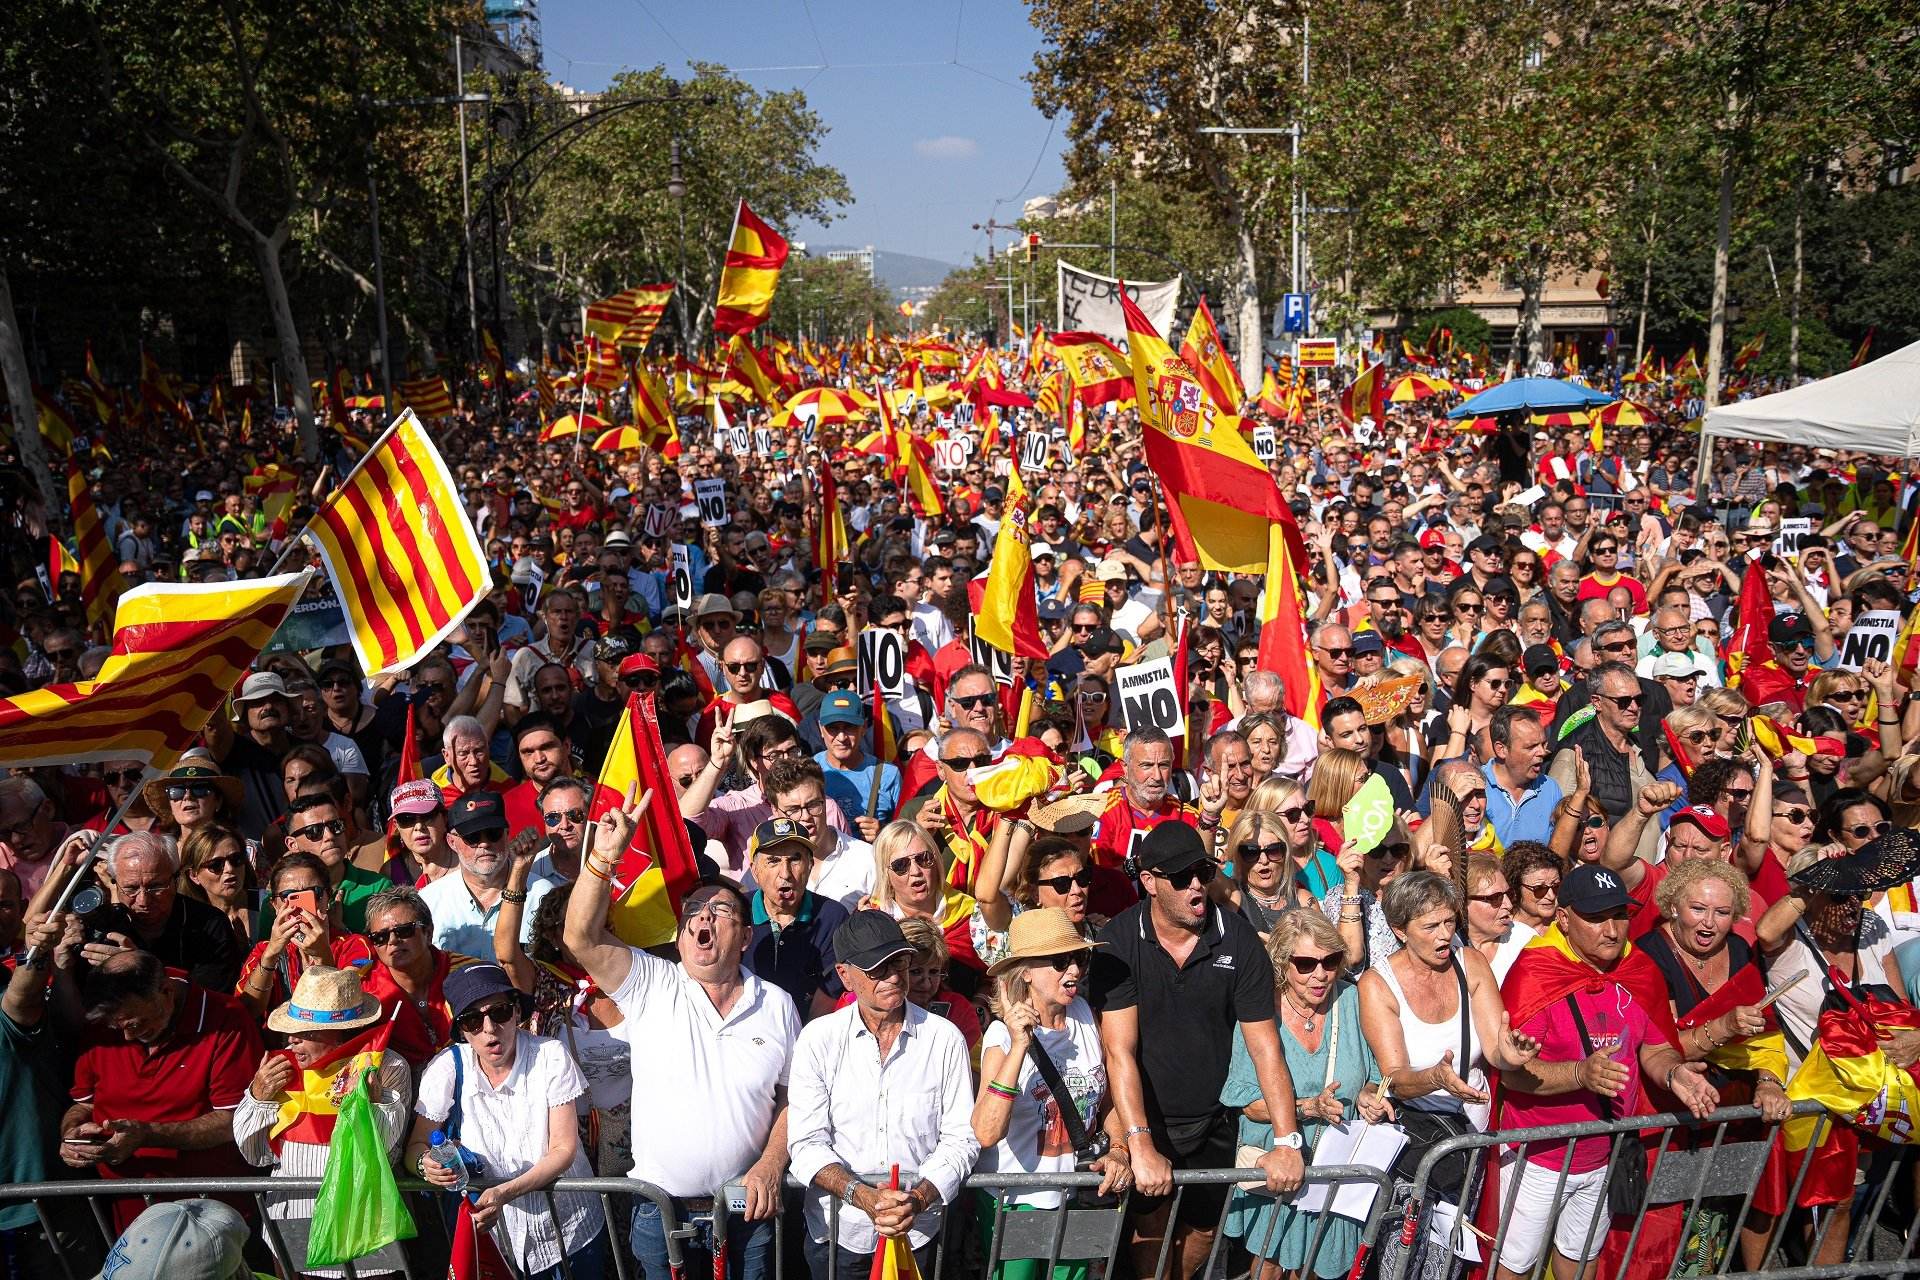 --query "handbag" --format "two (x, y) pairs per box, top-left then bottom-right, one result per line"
(1388, 957), (1477, 1201)
(1565, 993), (1648, 1218)
(1237, 994), (1341, 1193)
